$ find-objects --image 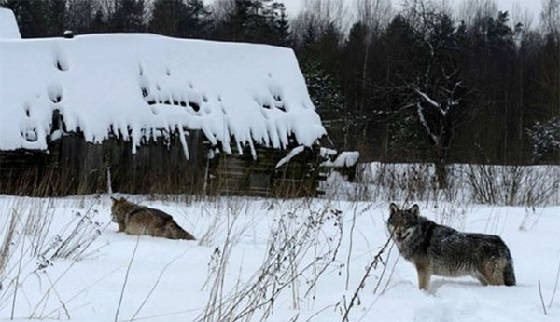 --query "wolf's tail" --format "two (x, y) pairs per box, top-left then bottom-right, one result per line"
(503, 261), (516, 286)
